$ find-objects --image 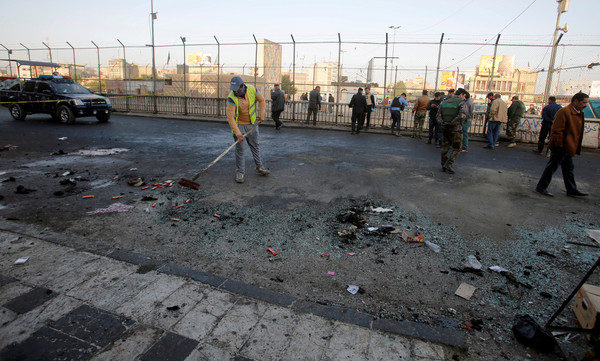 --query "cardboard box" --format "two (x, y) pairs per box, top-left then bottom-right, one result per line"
(573, 283), (600, 329)
(402, 229), (424, 243)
